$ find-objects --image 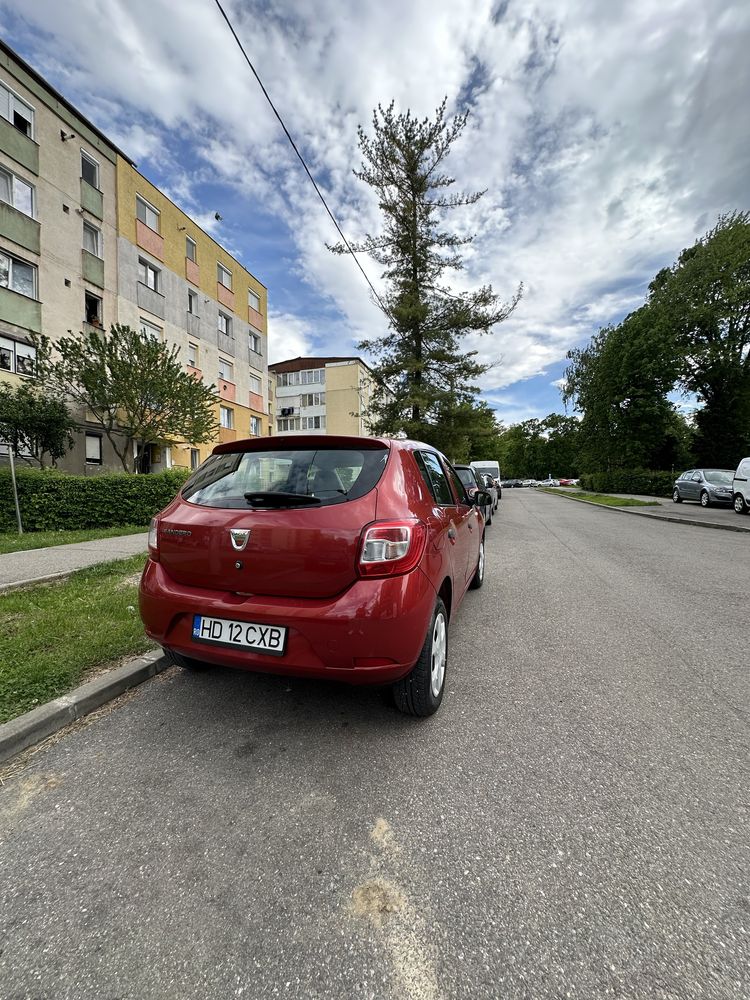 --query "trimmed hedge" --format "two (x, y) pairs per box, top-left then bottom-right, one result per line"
(578, 469), (675, 497)
(0, 467), (191, 532)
